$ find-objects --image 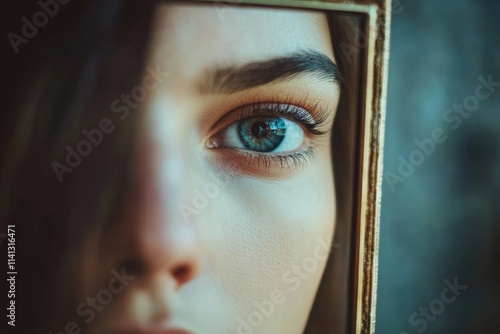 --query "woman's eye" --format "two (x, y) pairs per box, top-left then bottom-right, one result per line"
(219, 116), (305, 153)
